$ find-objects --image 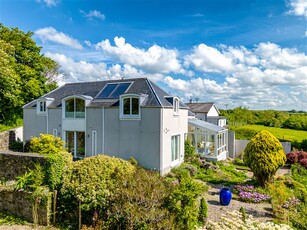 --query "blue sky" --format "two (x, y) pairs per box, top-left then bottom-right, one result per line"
(1, 0), (306, 110)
